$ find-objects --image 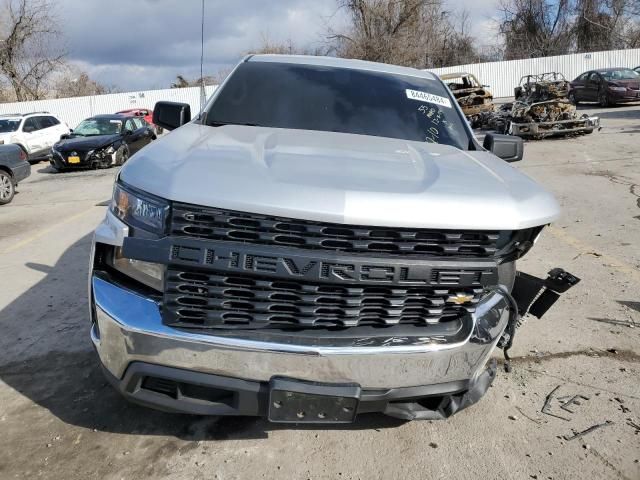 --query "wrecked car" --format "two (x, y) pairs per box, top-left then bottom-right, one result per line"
(440, 72), (494, 127)
(488, 73), (599, 139)
(89, 55), (577, 423)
